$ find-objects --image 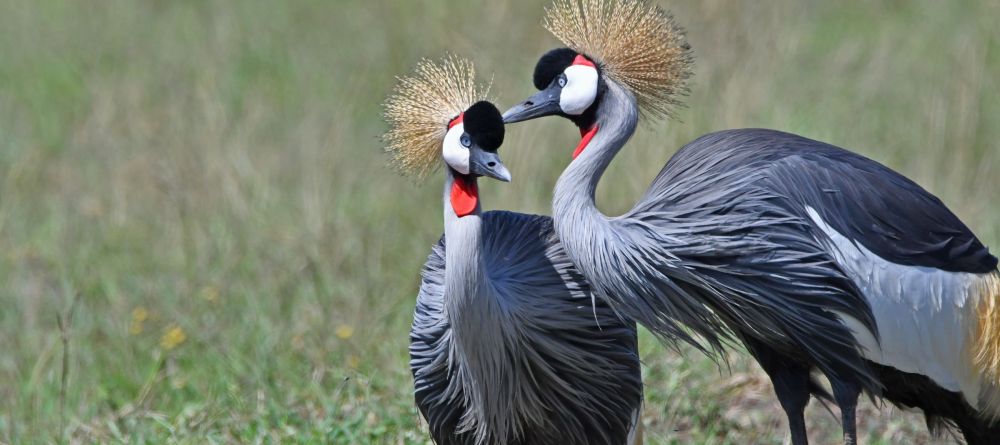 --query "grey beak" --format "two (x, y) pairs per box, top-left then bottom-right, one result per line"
(489, 162), (512, 183)
(469, 148), (511, 182)
(502, 85), (562, 123)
